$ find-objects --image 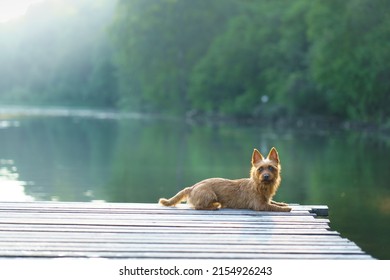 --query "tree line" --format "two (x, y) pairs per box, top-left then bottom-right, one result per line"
(0, 0), (389, 123)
